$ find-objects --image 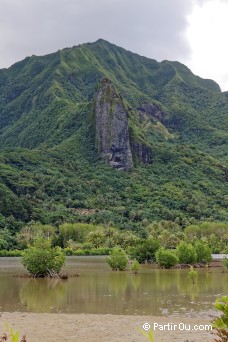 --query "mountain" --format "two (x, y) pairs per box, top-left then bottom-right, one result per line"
(0, 39), (227, 231)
